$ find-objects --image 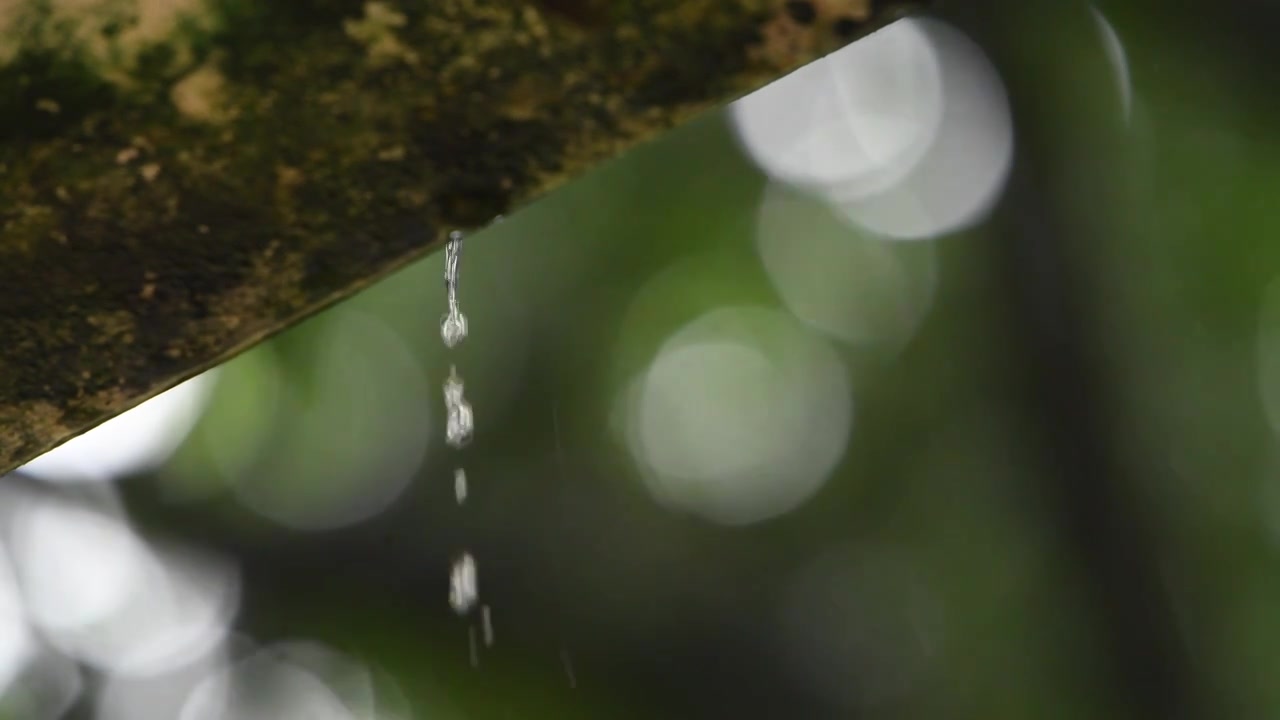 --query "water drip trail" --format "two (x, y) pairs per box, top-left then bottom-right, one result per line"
(441, 231), (468, 349)
(560, 647), (577, 689)
(441, 224), (568, 686)
(482, 604), (494, 647)
(440, 230), (489, 658)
